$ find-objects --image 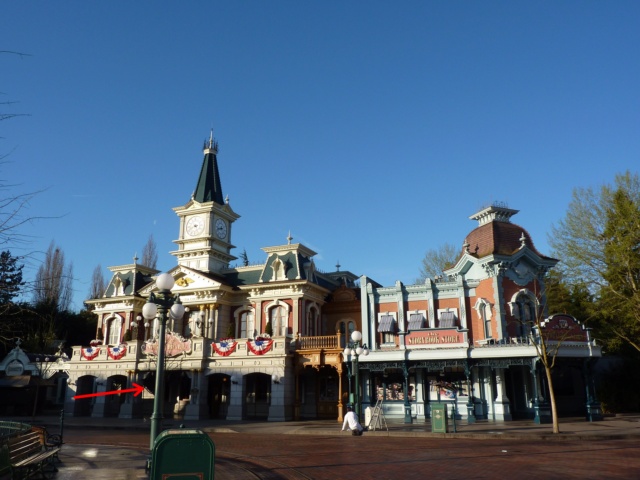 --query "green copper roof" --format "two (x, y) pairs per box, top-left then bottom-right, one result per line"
(193, 141), (224, 205)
